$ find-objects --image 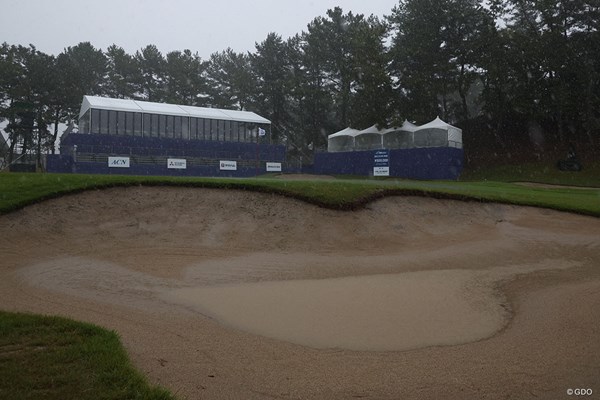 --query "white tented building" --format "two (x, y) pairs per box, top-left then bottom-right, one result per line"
(327, 127), (361, 152)
(77, 95), (270, 142)
(413, 117), (463, 149)
(327, 117), (462, 152)
(354, 125), (386, 151)
(383, 120), (418, 149)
